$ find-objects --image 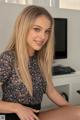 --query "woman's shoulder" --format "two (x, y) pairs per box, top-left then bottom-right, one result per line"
(0, 50), (16, 63)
